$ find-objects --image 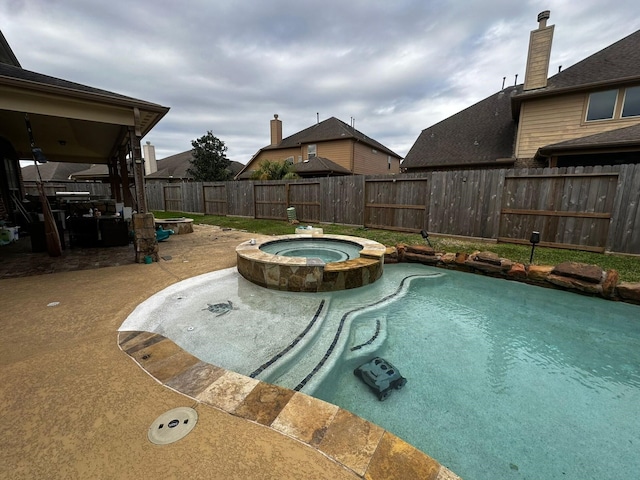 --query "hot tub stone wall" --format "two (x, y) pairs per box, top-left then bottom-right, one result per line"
(236, 235), (385, 292)
(390, 245), (639, 304)
(155, 218), (194, 234)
